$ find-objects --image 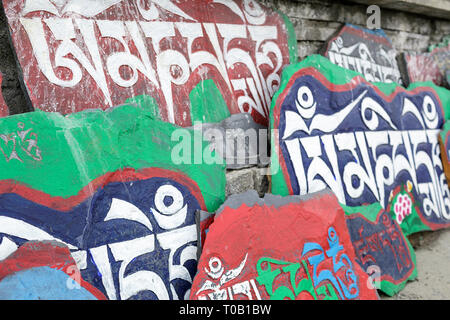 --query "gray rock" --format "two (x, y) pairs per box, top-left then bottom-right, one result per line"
(225, 168), (256, 197)
(191, 113), (270, 170)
